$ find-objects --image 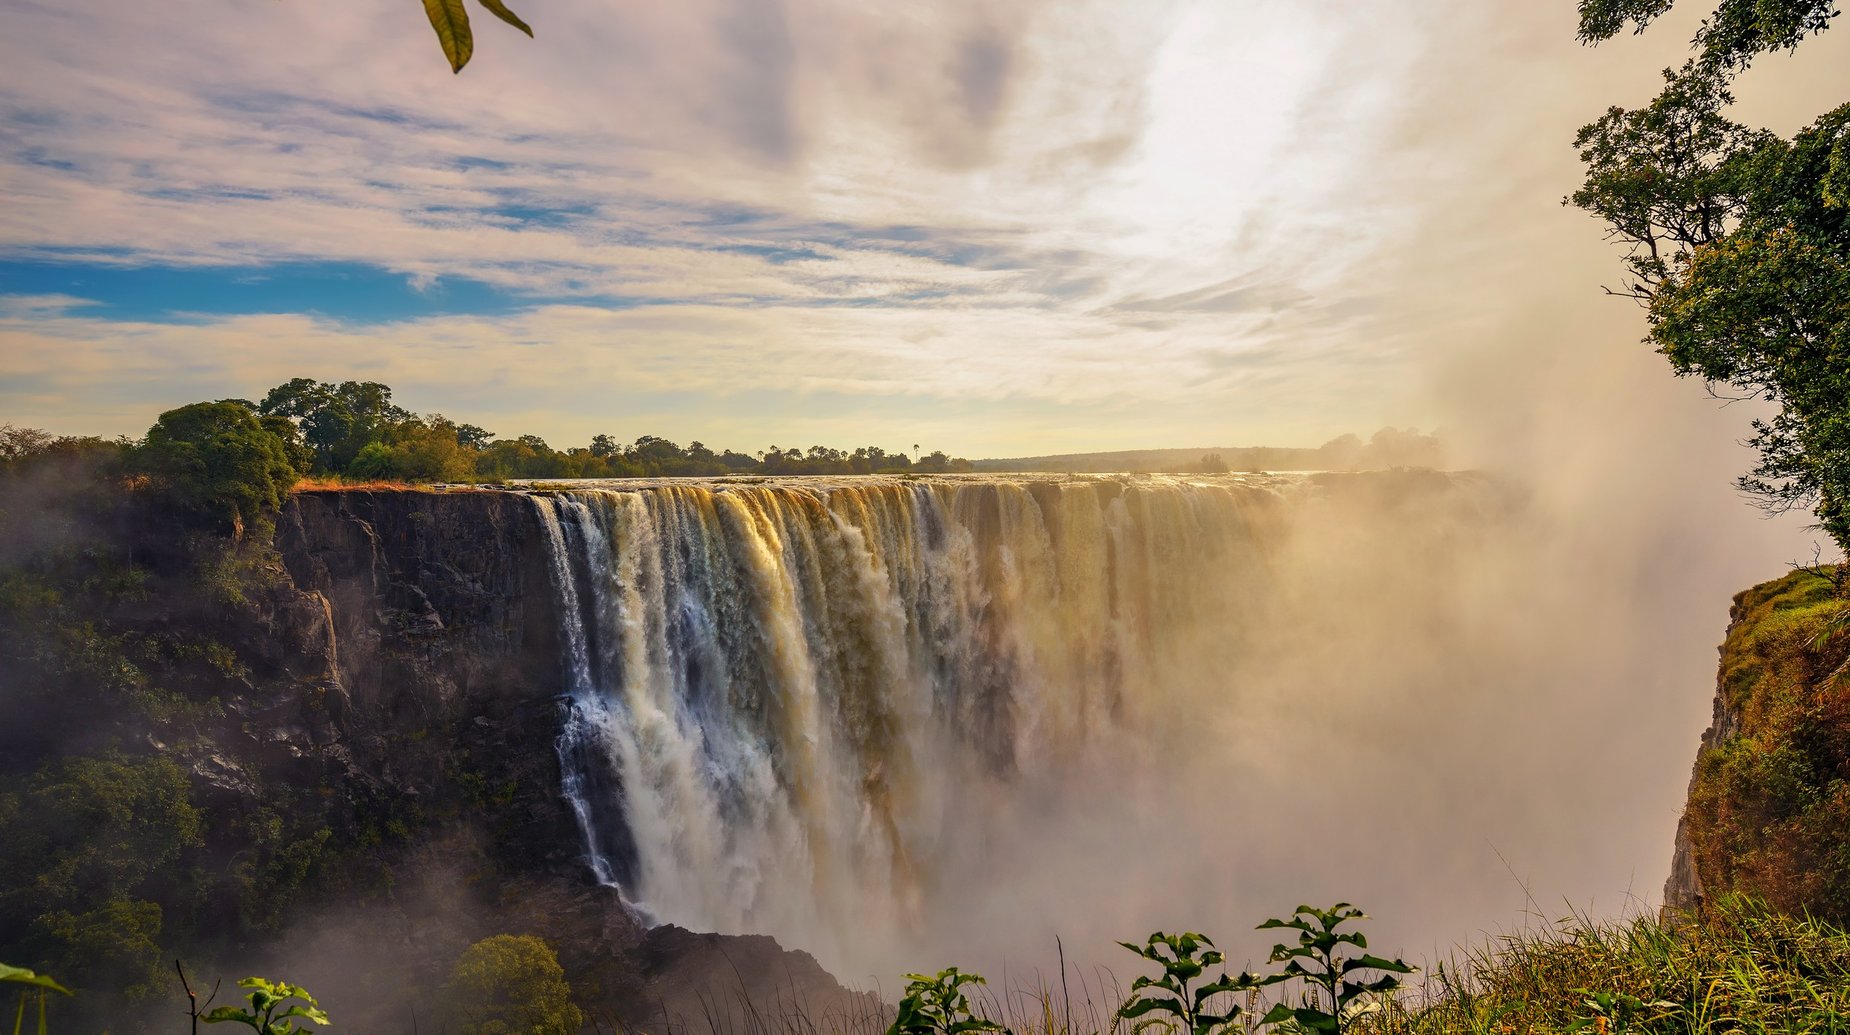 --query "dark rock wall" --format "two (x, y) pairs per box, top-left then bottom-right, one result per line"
(271, 488), (582, 874)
